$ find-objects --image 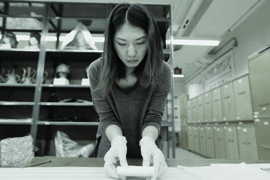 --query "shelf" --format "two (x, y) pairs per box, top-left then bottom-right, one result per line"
(0, 101), (35, 106)
(42, 84), (89, 88)
(38, 121), (99, 126)
(0, 83), (36, 88)
(39, 102), (93, 106)
(0, 118), (32, 125)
